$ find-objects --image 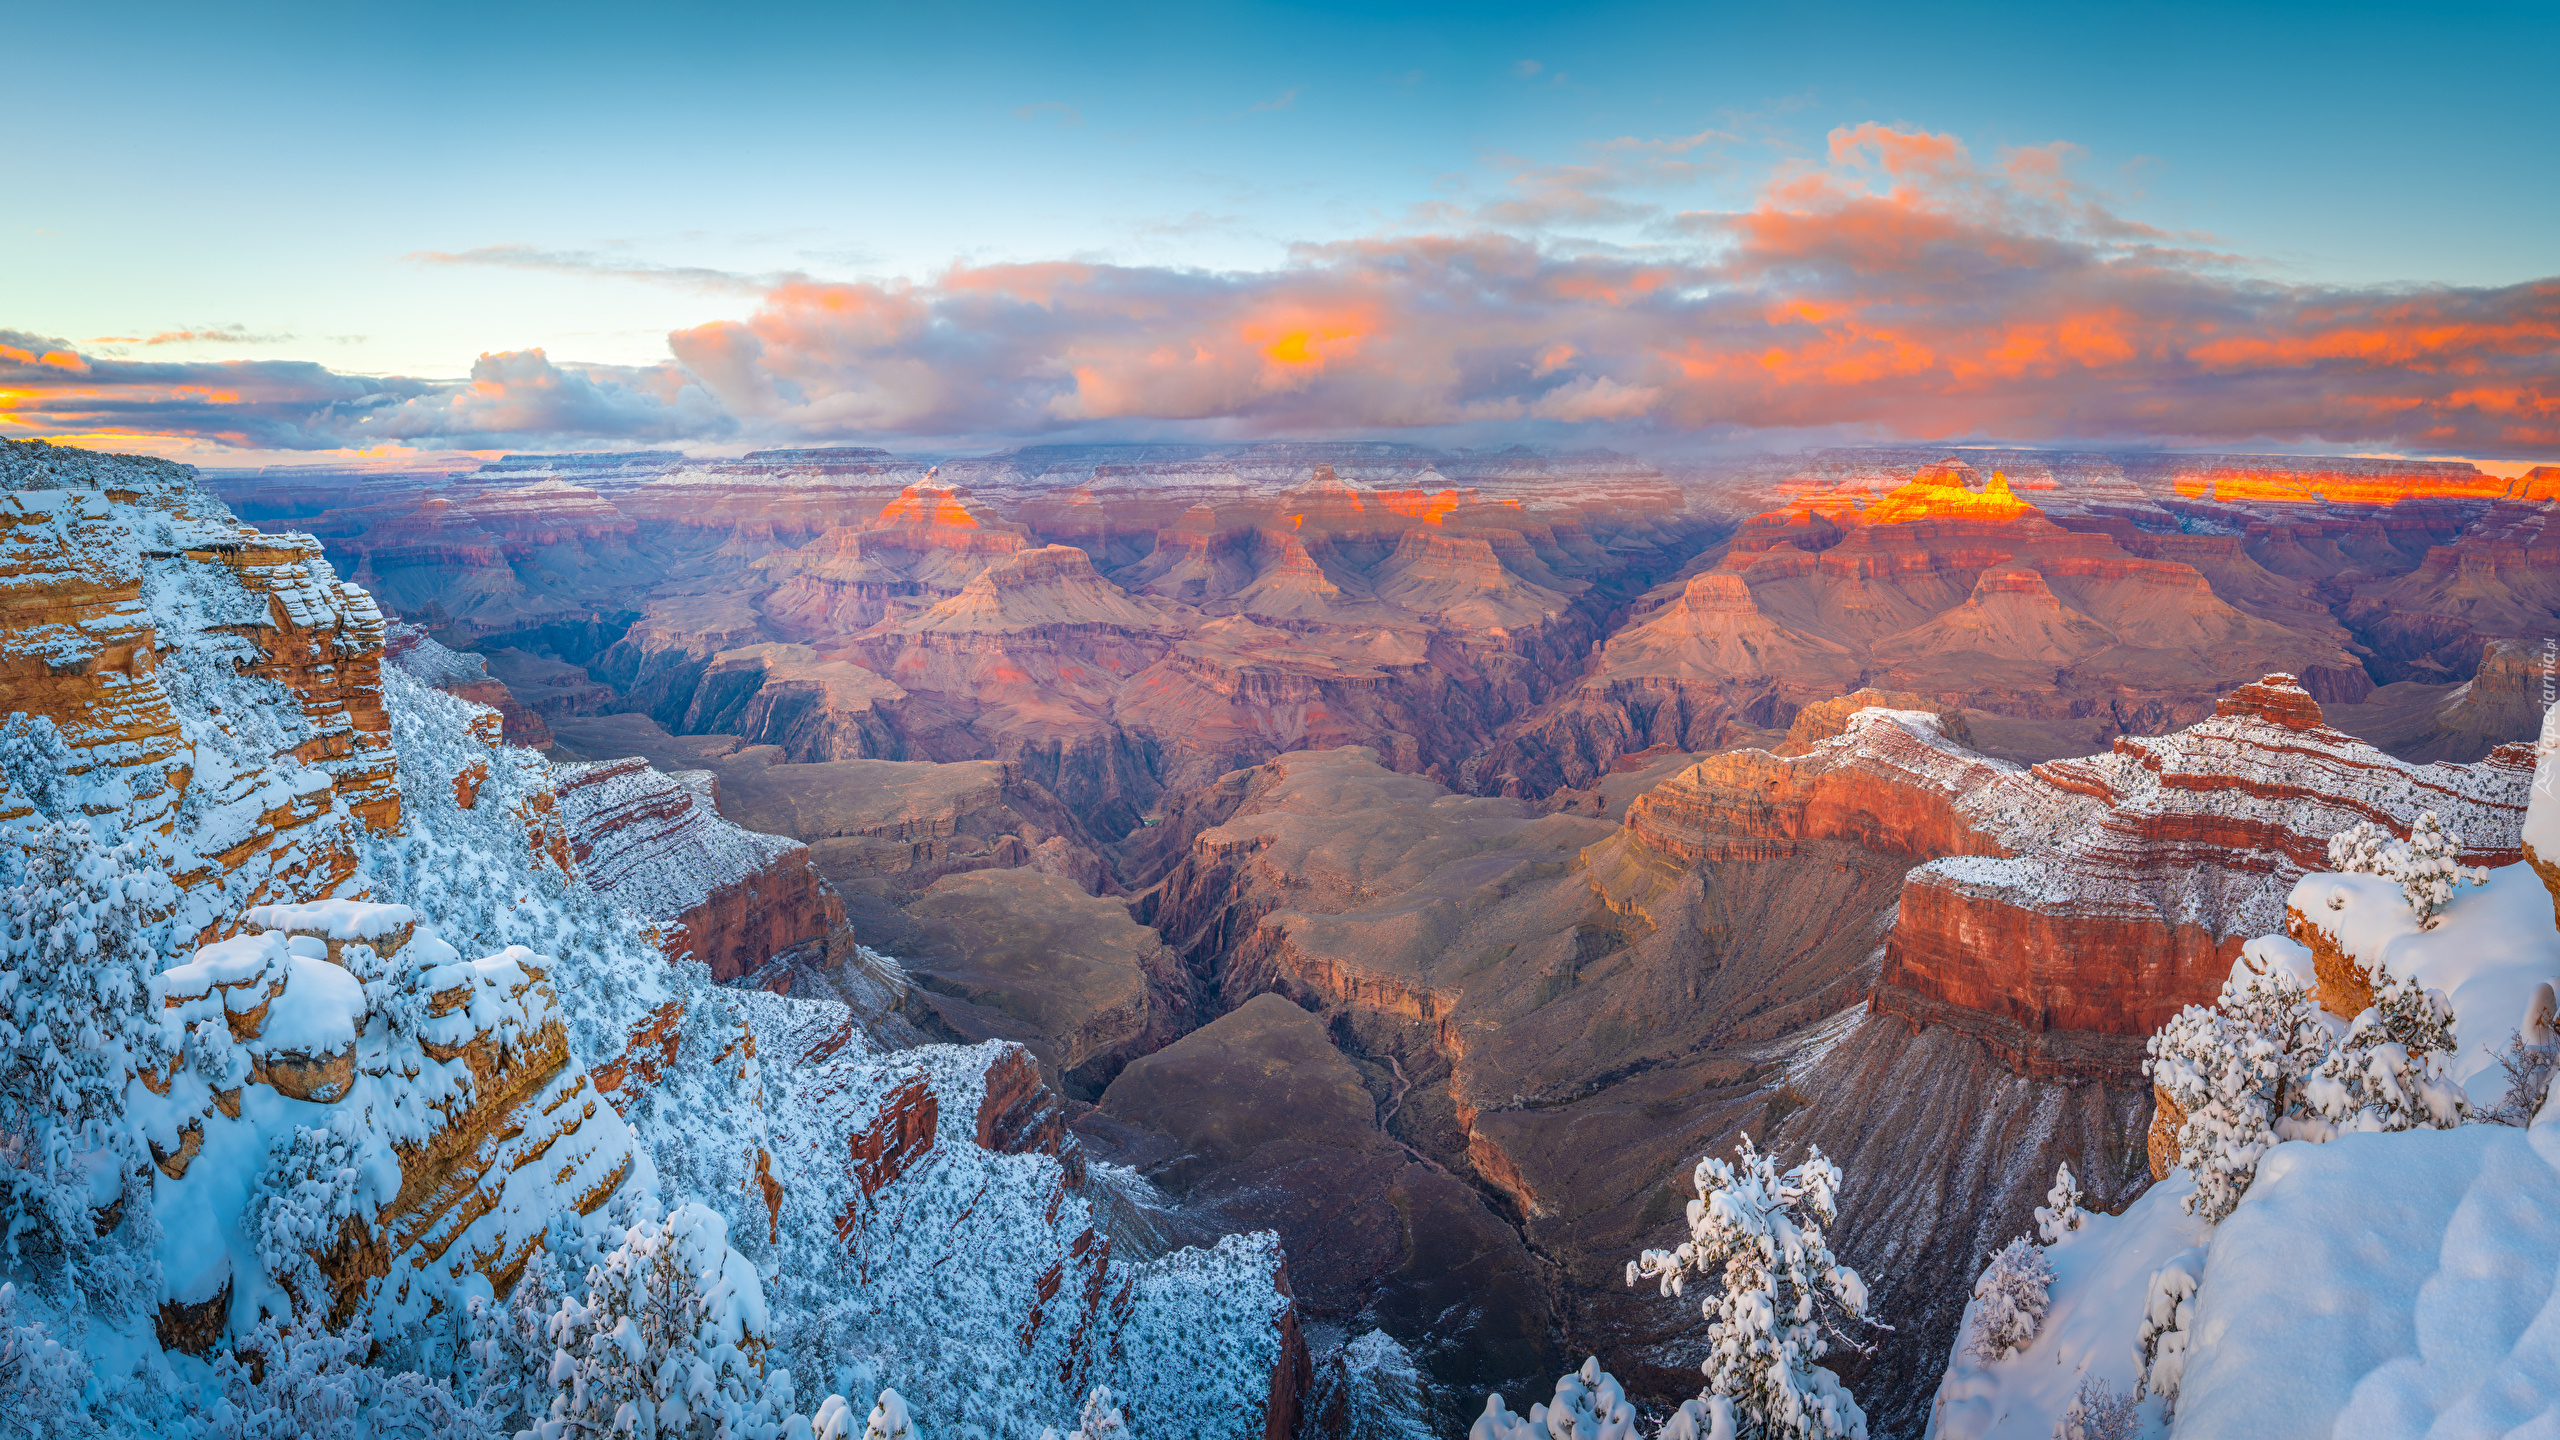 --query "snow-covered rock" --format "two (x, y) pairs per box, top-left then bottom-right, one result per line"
(1936, 750), (2560, 1440)
(1, 442), (1303, 1437)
